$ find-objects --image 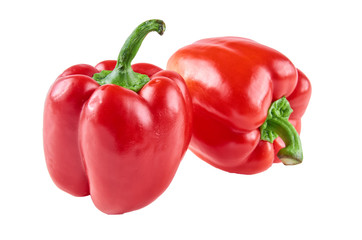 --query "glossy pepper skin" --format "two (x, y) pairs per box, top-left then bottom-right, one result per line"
(167, 37), (311, 174)
(43, 20), (192, 214)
